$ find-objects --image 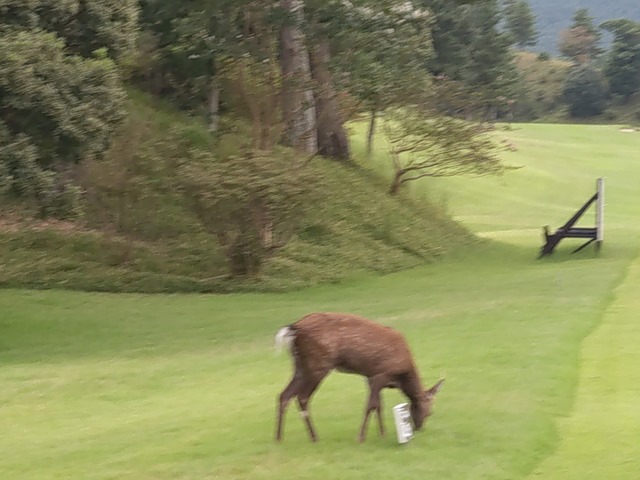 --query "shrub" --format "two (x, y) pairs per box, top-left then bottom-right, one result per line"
(0, 0), (139, 61)
(562, 65), (609, 118)
(0, 29), (126, 218)
(177, 135), (317, 277)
